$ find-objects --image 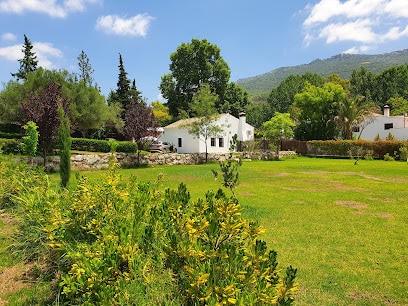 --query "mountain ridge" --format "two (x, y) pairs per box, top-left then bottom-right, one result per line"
(237, 49), (408, 96)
